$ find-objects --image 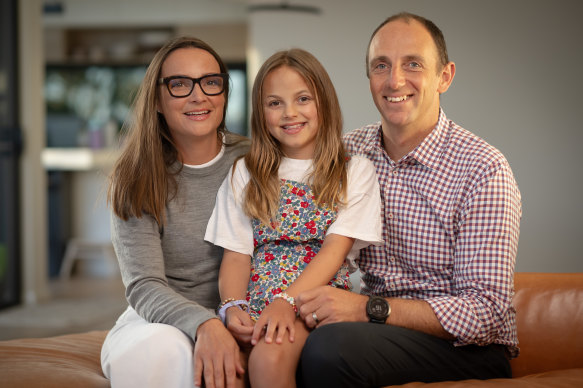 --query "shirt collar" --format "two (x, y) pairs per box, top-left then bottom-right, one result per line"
(408, 108), (450, 170)
(363, 109), (450, 170)
(361, 122), (384, 155)
(372, 108), (448, 170)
